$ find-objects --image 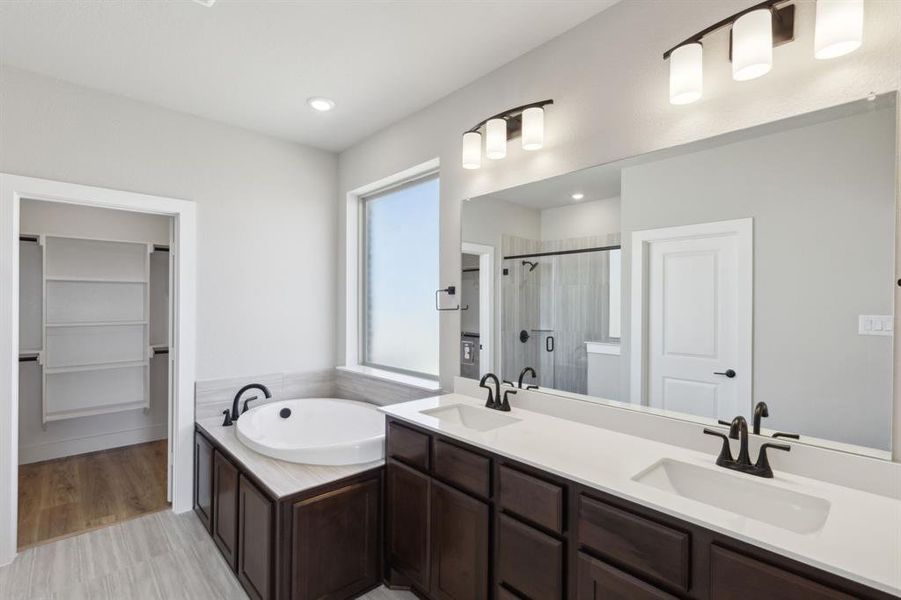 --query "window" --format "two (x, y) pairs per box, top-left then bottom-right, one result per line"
(362, 173), (440, 378)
